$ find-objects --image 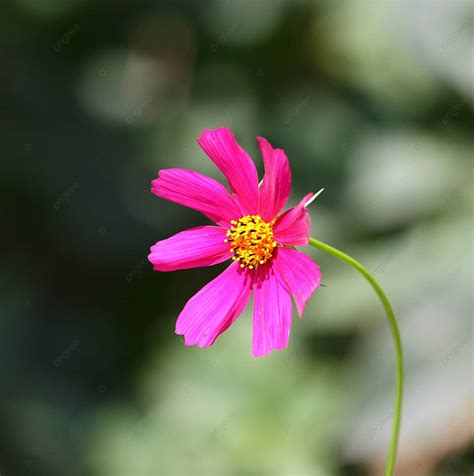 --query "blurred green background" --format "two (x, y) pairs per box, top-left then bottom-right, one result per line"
(1, 0), (473, 475)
